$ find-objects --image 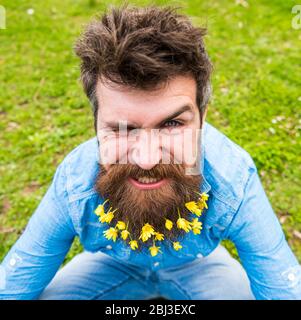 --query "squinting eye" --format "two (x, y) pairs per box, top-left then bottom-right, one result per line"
(163, 120), (182, 127)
